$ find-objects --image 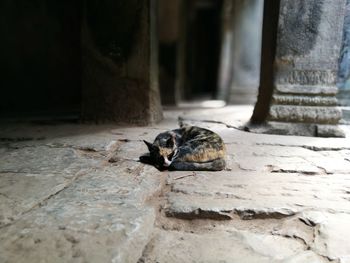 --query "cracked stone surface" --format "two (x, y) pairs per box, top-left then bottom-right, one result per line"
(299, 211), (350, 262)
(140, 228), (327, 263)
(0, 124), (163, 262)
(0, 162), (161, 263)
(1, 106), (350, 262)
(165, 172), (350, 220)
